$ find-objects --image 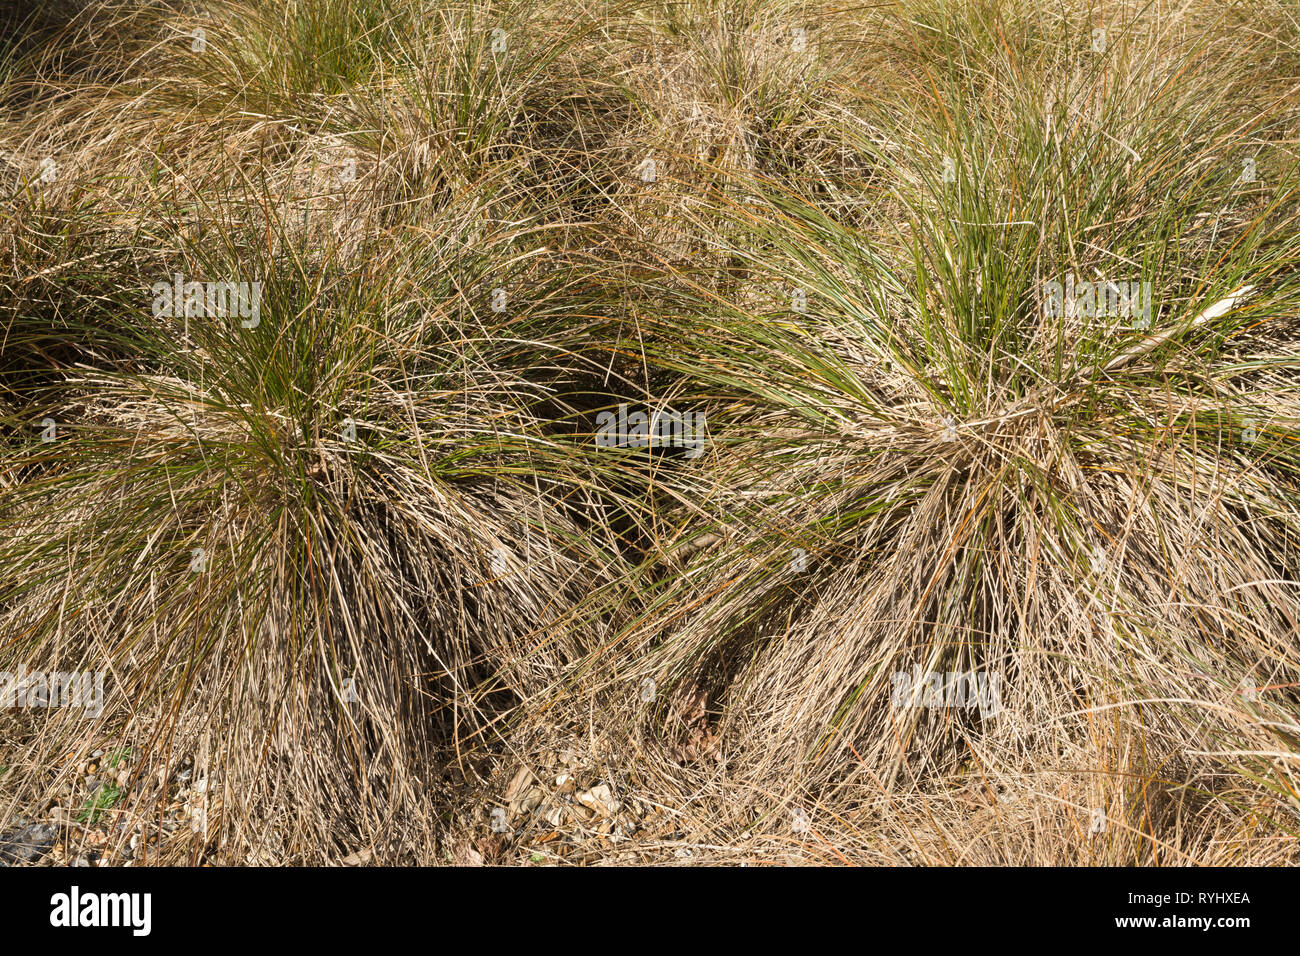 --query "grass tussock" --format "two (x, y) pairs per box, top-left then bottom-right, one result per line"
(1, 0), (1299, 865)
